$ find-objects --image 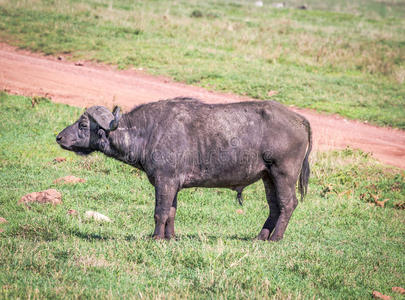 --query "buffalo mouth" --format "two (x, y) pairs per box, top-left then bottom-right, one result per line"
(58, 144), (93, 156)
